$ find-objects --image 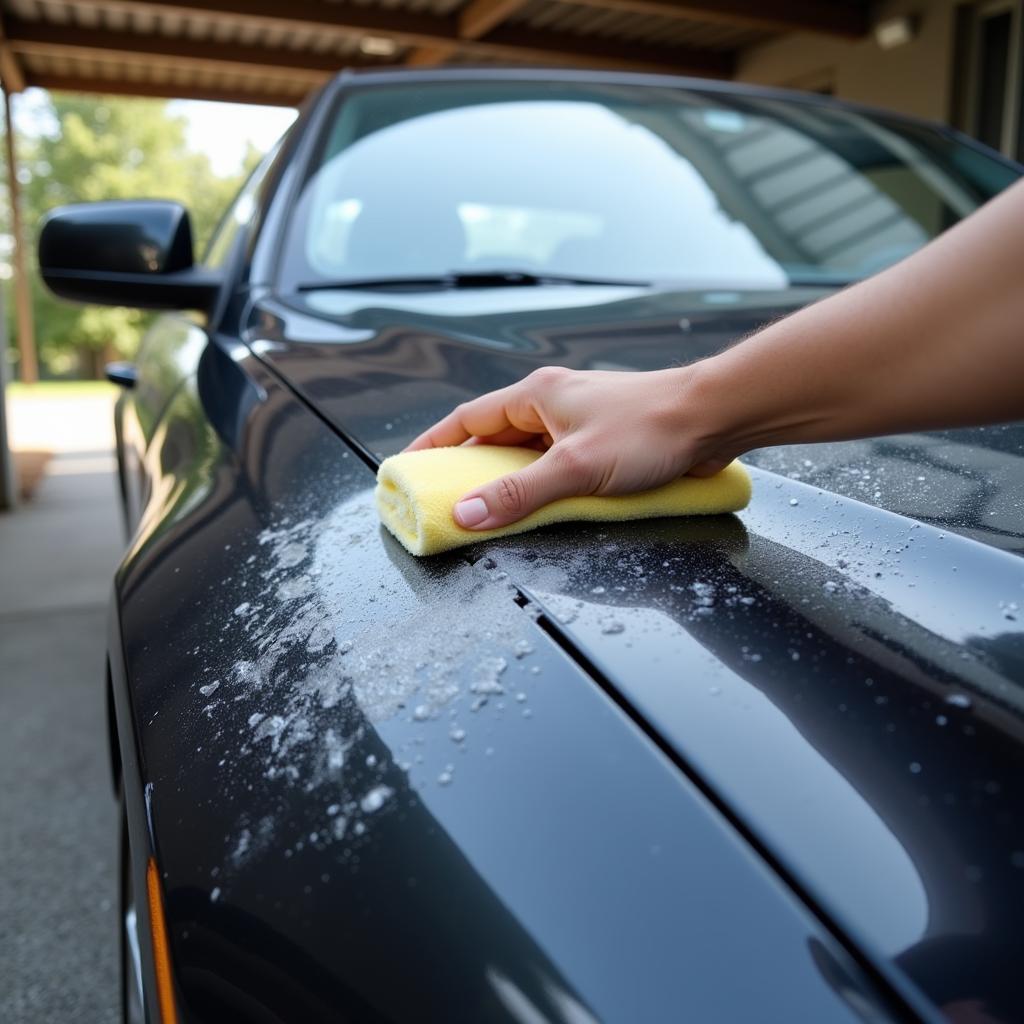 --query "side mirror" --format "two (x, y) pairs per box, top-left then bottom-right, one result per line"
(38, 200), (223, 313)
